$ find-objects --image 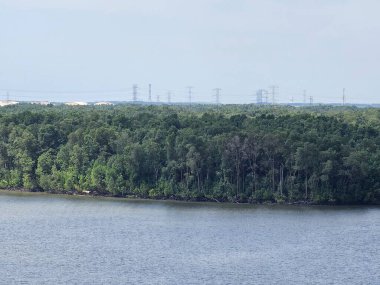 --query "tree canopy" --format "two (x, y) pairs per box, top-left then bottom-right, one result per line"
(0, 103), (379, 204)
